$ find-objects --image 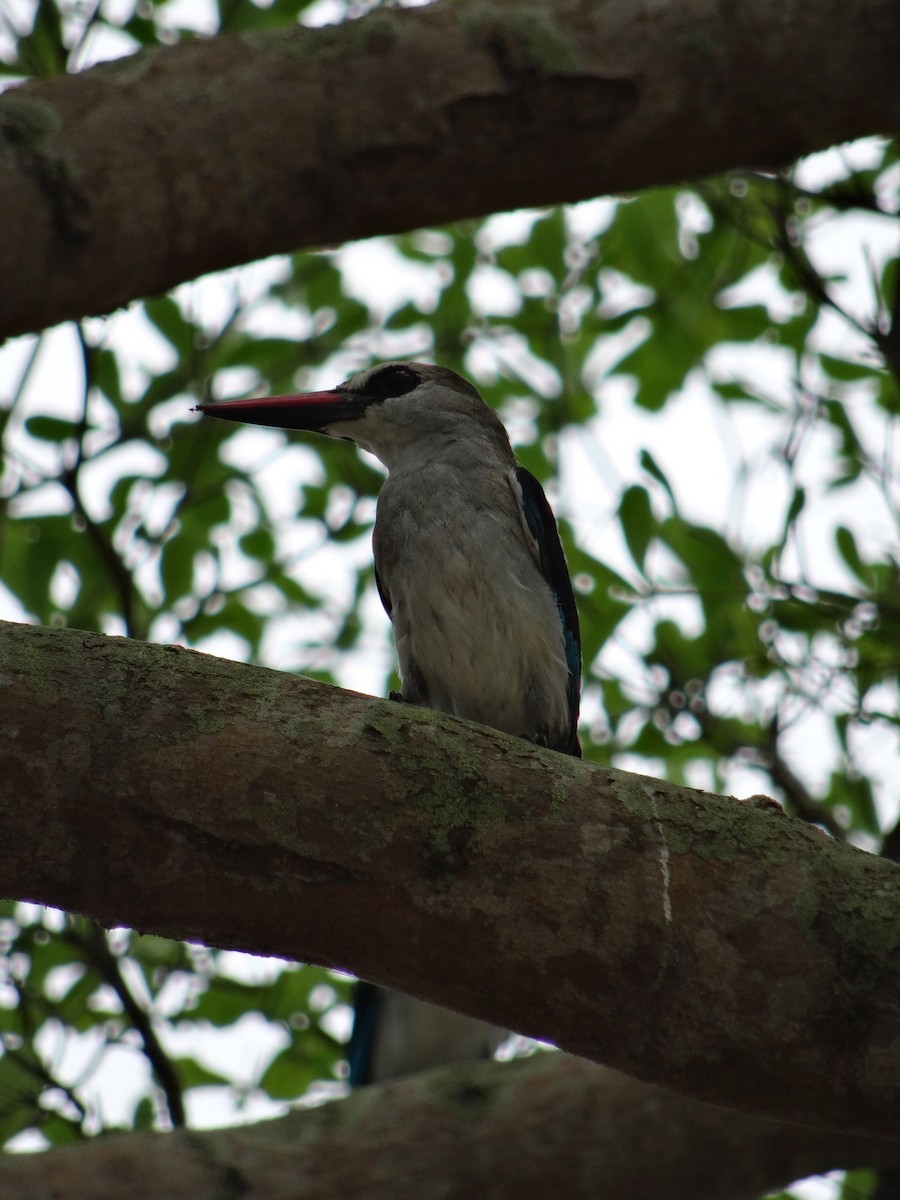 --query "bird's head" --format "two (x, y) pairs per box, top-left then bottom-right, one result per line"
(195, 361), (511, 471)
